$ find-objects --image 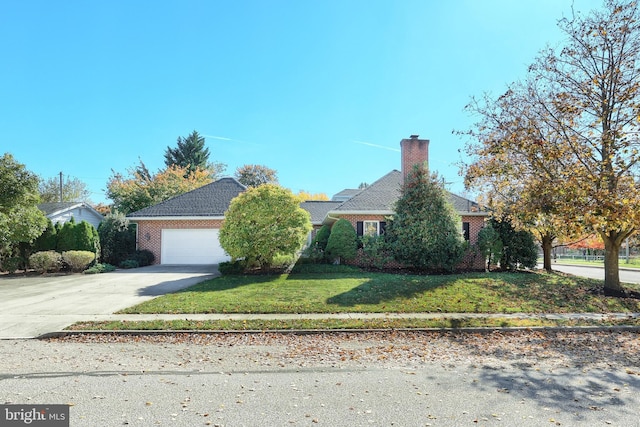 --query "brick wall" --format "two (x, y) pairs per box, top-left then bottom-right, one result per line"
(337, 214), (389, 232)
(133, 219), (224, 265)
